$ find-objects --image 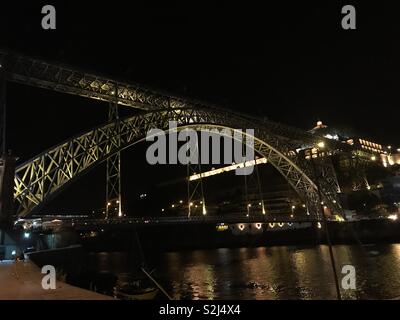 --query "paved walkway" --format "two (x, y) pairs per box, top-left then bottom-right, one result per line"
(0, 259), (114, 300)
